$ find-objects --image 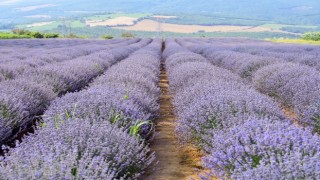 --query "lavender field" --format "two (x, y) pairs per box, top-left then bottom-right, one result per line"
(0, 38), (320, 179)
